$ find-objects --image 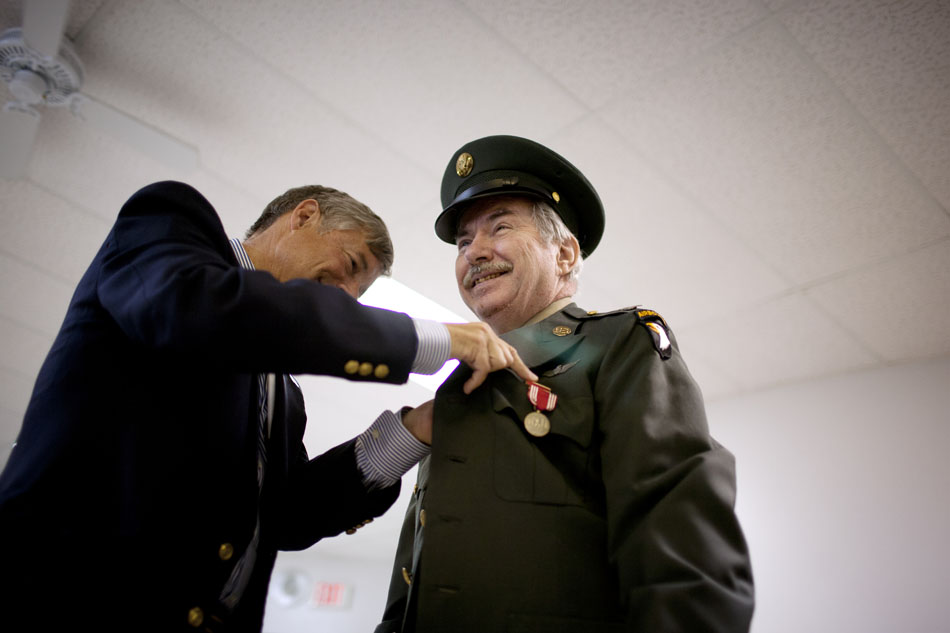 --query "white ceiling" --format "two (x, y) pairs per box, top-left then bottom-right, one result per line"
(1, 0), (948, 563)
